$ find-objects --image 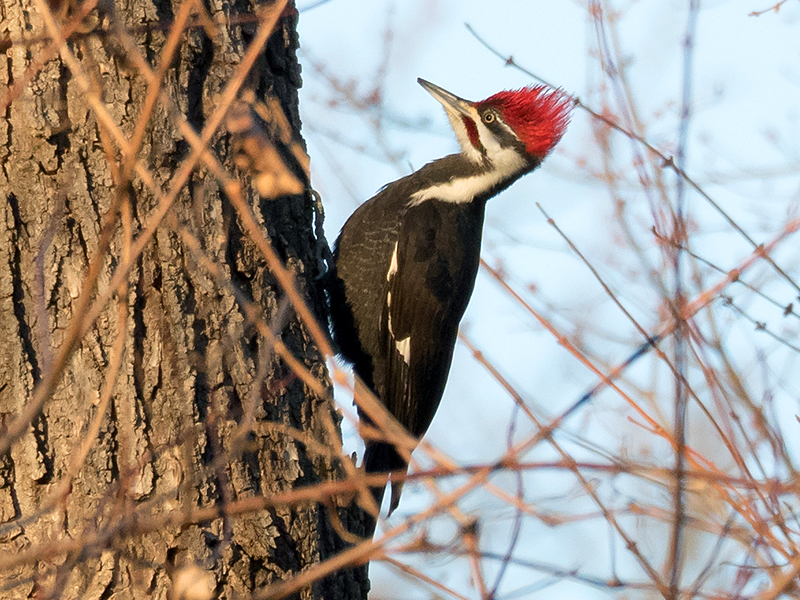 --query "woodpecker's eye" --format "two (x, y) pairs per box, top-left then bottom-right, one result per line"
(482, 112), (495, 124)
